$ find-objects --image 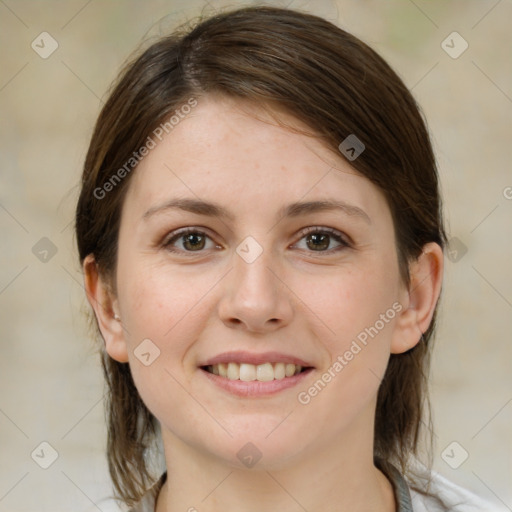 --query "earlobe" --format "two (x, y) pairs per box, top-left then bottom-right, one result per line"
(391, 242), (444, 354)
(82, 255), (129, 363)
